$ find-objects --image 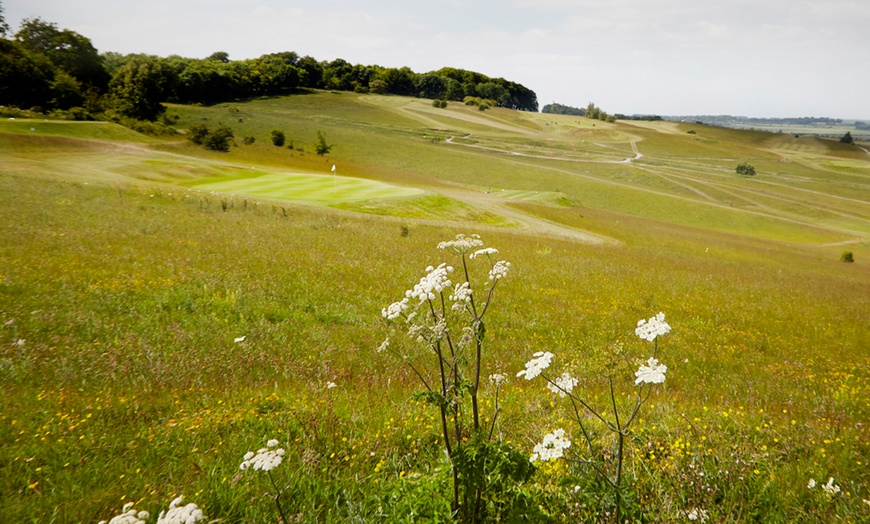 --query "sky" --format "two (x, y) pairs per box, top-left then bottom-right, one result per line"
(4, 0), (869, 119)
